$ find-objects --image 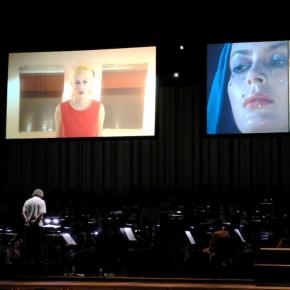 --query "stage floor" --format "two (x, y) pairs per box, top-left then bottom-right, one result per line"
(0, 276), (290, 290)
